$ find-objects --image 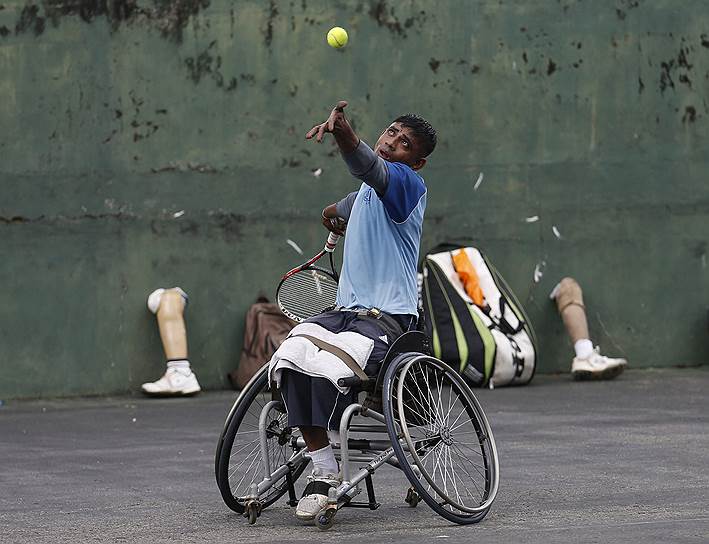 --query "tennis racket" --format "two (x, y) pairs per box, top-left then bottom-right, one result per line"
(276, 232), (340, 322)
